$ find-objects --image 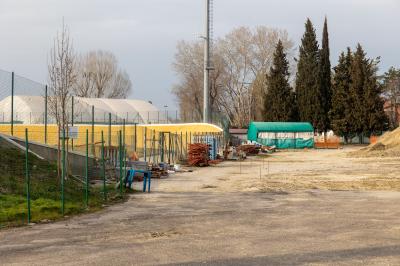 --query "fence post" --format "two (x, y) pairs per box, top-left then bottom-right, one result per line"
(144, 127), (147, 162)
(180, 132), (183, 160)
(101, 130), (106, 201)
(11, 72), (14, 136)
(168, 133), (171, 164)
(61, 128), (65, 216)
(71, 96), (74, 151)
(134, 123), (137, 152)
(91, 105), (95, 156)
(185, 131), (188, 158)
(108, 113), (111, 148)
(85, 129), (89, 208)
(123, 119), (126, 181)
(119, 130), (123, 195)
(25, 128), (31, 223)
(44, 85), (48, 144)
(160, 132), (164, 162)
